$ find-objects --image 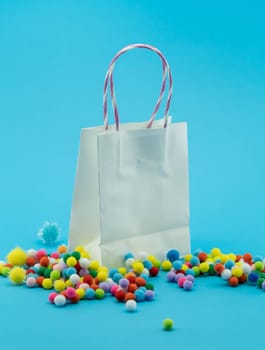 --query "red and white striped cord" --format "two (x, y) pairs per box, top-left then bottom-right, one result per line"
(103, 43), (173, 131)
